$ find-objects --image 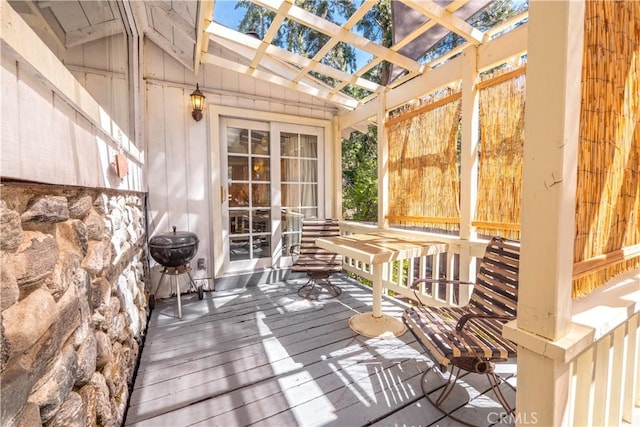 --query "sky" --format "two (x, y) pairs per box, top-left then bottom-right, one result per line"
(213, 1), (245, 30)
